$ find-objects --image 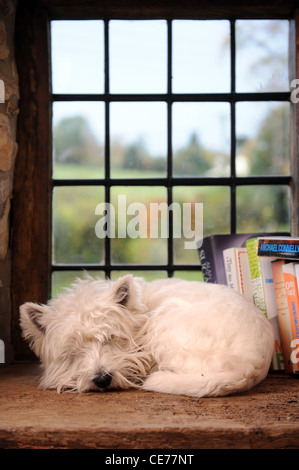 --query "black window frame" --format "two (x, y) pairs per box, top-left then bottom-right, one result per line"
(51, 18), (292, 280)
